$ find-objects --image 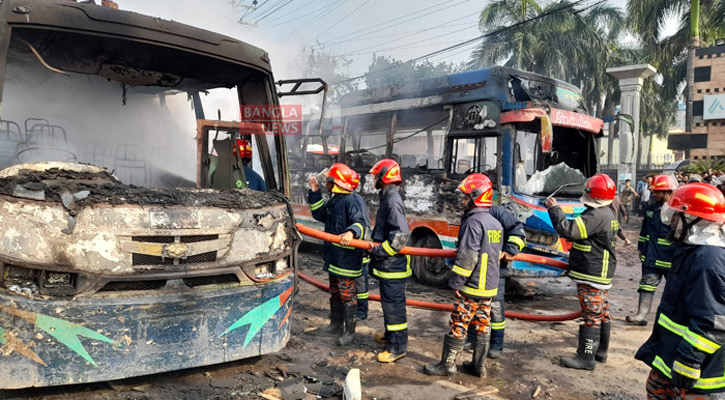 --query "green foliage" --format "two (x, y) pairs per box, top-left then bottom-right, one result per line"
(683, 159), (725, 174)
(294, 47), (358, 103)
(364, 55), (466, 89)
